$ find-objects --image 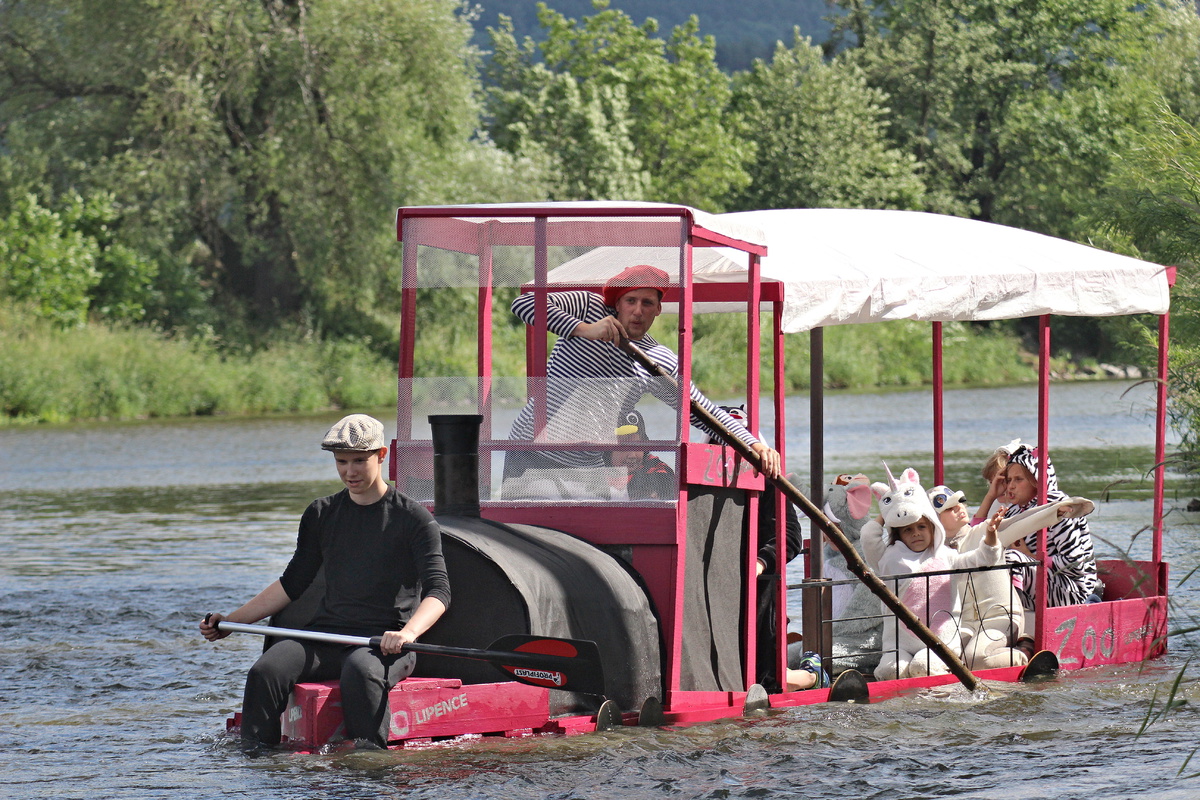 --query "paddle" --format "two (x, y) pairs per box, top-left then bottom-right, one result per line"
(617, 338), (987, 694)
(215, 620), (607, 696)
